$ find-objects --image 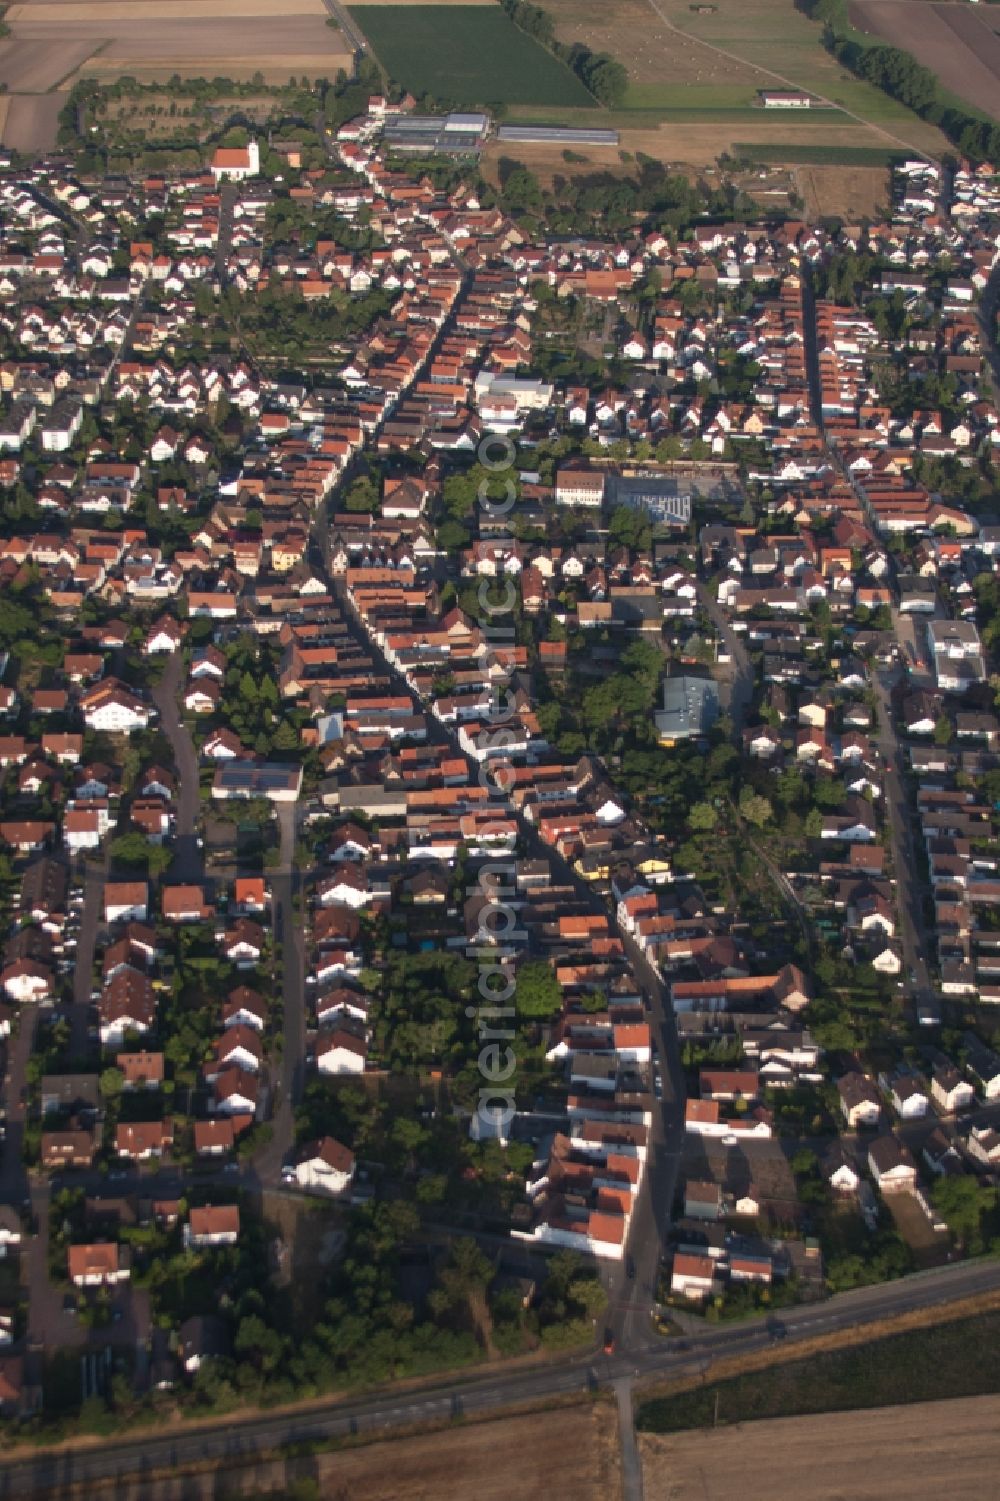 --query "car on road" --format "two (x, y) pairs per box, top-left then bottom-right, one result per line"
(280, 1166), (296, 1184)
(603, 1328), (615, 1355)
